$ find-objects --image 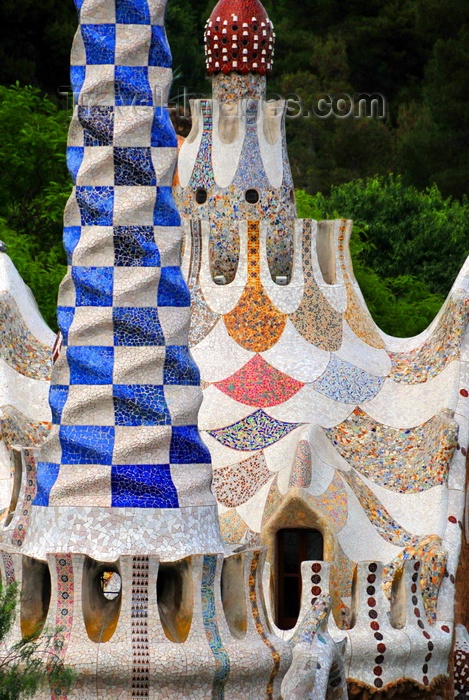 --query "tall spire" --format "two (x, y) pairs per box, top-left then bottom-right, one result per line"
(22, 0), (224, 562)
